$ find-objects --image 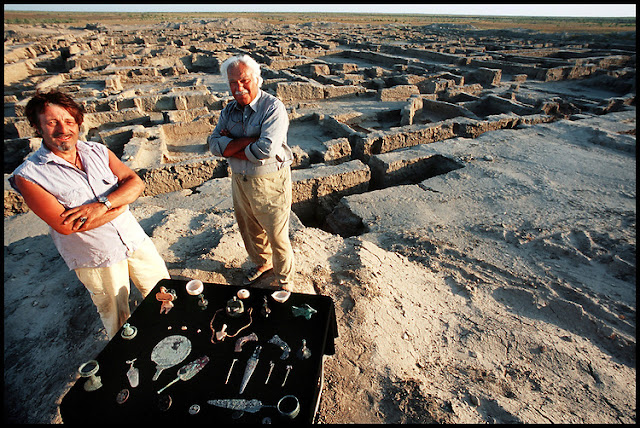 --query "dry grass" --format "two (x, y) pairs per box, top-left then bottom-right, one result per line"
(4, 11), (636, 34)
